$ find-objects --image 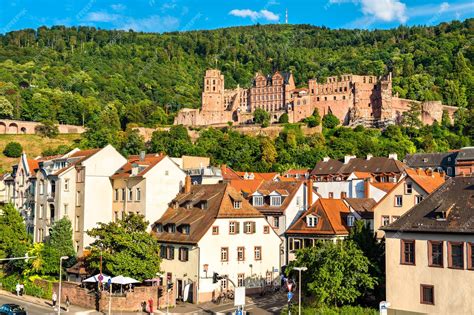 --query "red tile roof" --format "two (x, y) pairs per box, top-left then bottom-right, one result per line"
(286, 198), (350, 236)
(221, 165), (241, 180)
(405, 168), (445, 194)
(229, 179), (264, 195)
(111, 154), (166, 179)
